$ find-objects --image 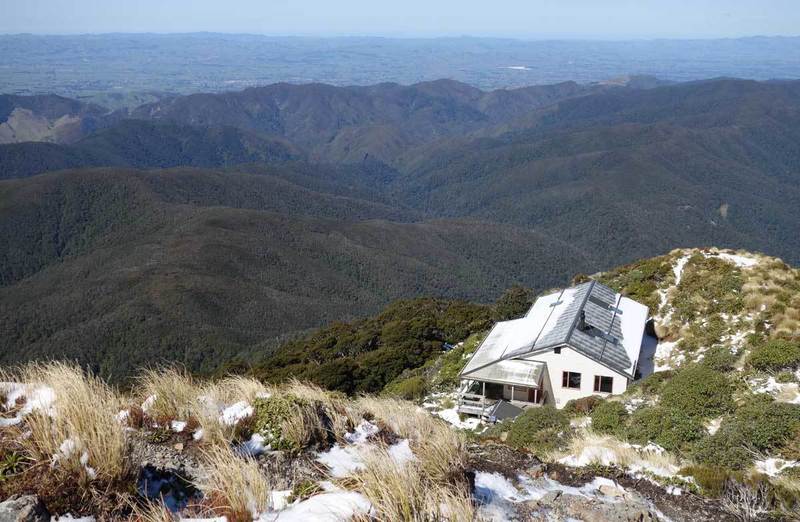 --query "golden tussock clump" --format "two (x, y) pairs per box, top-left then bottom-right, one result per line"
(10, 362), (129, 482)
(353, 447), (475, 522)
(193, 444), (272, 521)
